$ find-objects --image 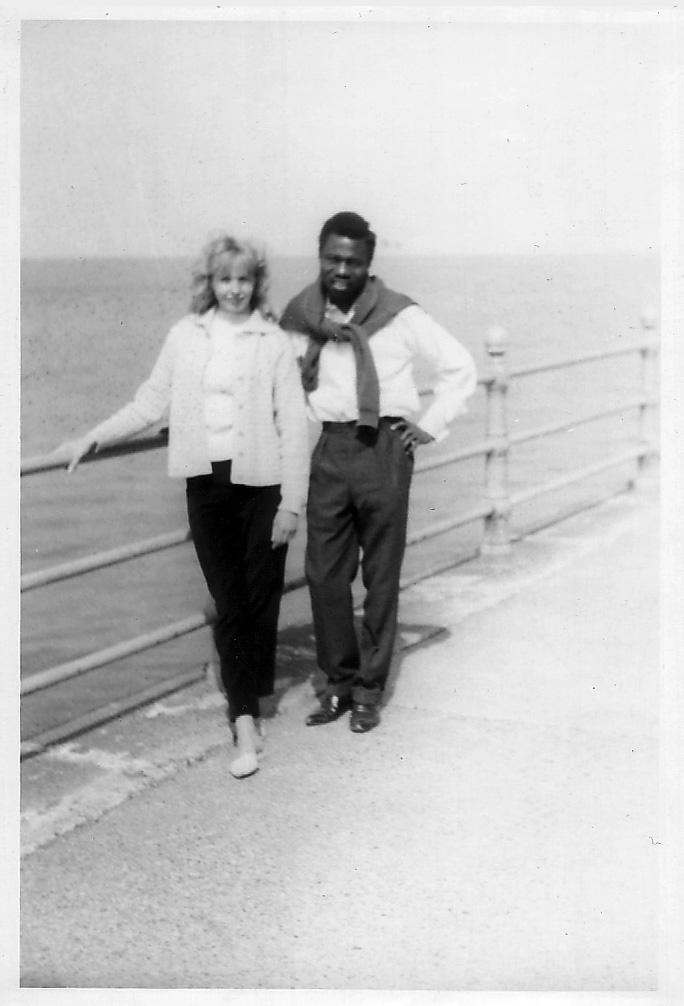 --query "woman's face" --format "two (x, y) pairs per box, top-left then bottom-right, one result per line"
(211, 254), (256, 319)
